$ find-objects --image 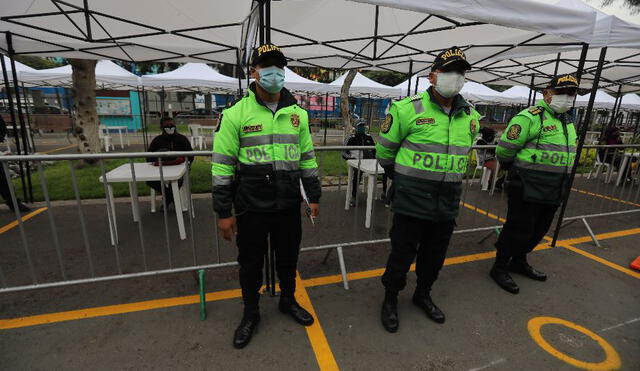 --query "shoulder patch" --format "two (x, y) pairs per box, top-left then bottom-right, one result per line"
(381, 114), (393, 133)
(528, 106), (543, 115)
(506, 124), (522, 140)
